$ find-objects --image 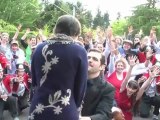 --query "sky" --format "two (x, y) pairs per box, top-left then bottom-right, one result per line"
(79, 0), (147, 20)
(48, 0), (152, 21)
